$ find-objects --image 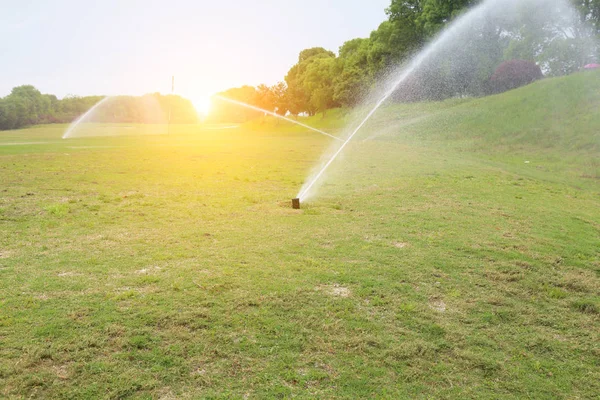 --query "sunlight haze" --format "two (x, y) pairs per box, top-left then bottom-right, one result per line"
(0, 0), (389, 100)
